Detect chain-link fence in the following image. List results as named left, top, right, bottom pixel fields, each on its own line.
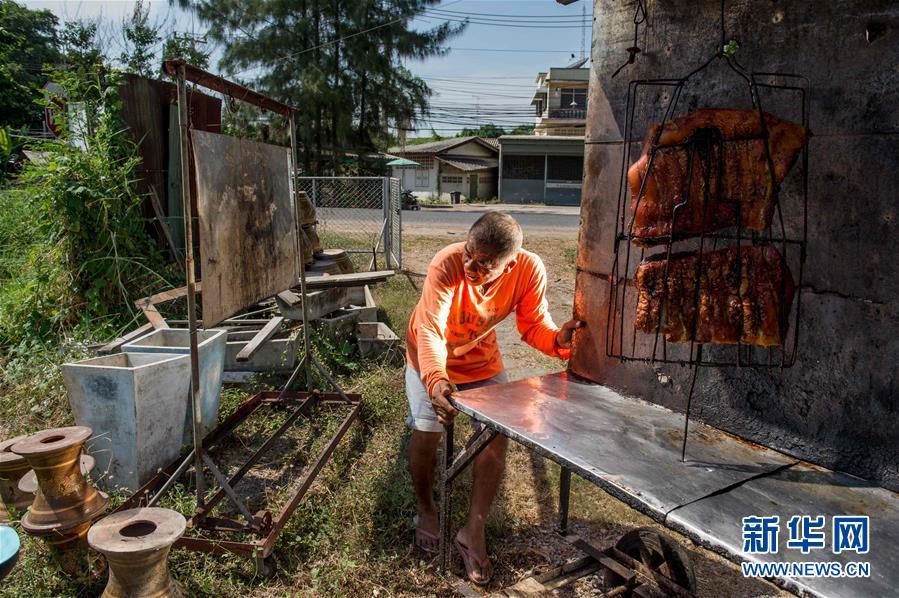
left=297, top=176, right=401, bottom=270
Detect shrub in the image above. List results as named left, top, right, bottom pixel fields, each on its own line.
left=0, top=68, right=167, bottom=347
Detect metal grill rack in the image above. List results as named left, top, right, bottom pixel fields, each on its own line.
left=605, top=58, right=810, bottom=370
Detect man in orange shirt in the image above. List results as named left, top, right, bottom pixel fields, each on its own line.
left=405, top=212, right=582, bottom=584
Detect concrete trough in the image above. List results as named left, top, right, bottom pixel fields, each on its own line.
left=61, top=352, right=191, bottom=492
left=276, top=287, right=348, bottom=322
left=122, top=328, right=226, bottom=444
left=356, top=322, right=401, bottom=356
left=224, top=329, right=299, bottom=372
left=317, top=309, right=361, bottom=340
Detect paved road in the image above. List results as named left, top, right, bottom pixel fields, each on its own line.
left=402, top=205, right=581, bottom=236
left=315, top=204, right=581, bottom=244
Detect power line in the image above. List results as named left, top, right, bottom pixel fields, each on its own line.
left=444, top=47, right=582, bottom=53
left=430, top=8, right=593, bottom=19
left=227, top=0, right=466, bottom=76
left=417, top=15, right=590, bottom=29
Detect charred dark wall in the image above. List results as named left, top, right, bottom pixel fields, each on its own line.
left=571, top=0, right=899, bottom=489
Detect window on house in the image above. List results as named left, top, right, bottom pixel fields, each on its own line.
left=502, top=155, right=545, bottom=180
left=441, top=175, right=463, bottom=184
left=414, top=156, right=432, bottom=187
left=547, top=155, right=584, bottom=181
left=560, top=88, right=587, bottom=110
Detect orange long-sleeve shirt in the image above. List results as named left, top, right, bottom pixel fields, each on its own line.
left=406, top=242, right=569, bottom=396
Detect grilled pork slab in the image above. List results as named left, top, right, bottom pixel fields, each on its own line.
left=634, top=245, right=795, bottom=346
left=628, top=108, right=808, bottom=246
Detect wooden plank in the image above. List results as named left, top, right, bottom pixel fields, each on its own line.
left=98, top=323, right=155, bottom=354
left=140, top=303, right=169, bottom=329
left=235, top=316, right=284, bottom=362
left=303, top=270, right=395, bottom=290
left=191, top=130, right=299, bottom=327
left=276, top=289, right=301, bottom=307
left=148, top=184, right=184, bottom=272
left=566, top=537, right=635, bottom=585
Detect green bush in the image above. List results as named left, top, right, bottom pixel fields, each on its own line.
left=0, top=68, right=167, bottom=348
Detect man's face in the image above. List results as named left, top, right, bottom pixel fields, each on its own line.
left=462, top=239, right=515, bottom=287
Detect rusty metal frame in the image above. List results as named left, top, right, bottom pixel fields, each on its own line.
left=117, top=391, right=361, bottom=562
left=142, top=60, right=362, bottom=568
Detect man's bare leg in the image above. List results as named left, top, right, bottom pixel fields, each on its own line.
left=456, top=435, right=508, bottom=571
left=409, top=429, right=442, bottom=546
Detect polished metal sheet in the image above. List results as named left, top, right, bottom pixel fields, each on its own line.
left=191, top=130, right=298, bottom=327
left=450, top=372, right=797, bottom=519
left=668, top=461, right=899, bottom=597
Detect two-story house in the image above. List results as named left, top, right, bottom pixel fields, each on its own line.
left=498, top=59, right=588, bottom=205
left=531, top=59, right=589, bottom=137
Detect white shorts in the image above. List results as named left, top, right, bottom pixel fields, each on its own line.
left=405, top=365, right=509, bottom=433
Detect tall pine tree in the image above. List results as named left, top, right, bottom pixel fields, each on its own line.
left=177, top=0, right=463, bottom=173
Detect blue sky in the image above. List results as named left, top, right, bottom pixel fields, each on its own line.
left=23, top=0, right=593, bottom=136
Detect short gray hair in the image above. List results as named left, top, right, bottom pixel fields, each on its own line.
left=468, top=212, right=523, bottom=261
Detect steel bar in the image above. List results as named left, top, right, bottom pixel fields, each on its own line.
left=311, top=356, right=354, bottom=404
left=276, top=354, right=308, bottom=402
left=288, top=111, right=314, bottom=393
left=261, top=400, right=362, bottom=554
left=164, top=60, right=293, bottom=117
left=557, top=466, right=572, bottom=535
left=681, top=346, right=702, bottom=462
left=147, top=449, right=195, bottom=508
left=438, top=421, right=455, bottom=573
left=175, top=64, right=207, bottom=508
left=197, top=394, right=314, bottom=517
left=201, top=452, right=255, bottom=524
left=445, top=428, right=497, bottom=483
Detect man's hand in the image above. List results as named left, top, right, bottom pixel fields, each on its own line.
left=430, top=379, right=458, bottom=425
left=555, top=319, right=585, bottom=349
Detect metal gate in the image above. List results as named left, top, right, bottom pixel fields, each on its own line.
left=297, top=176, right=401, bottom=270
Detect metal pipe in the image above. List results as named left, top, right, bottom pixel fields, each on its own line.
left=558, top=467, right=572, bottom=535
left=175, top=63, right=207, bottom=507
left=289, top=111, right=314, bottom=393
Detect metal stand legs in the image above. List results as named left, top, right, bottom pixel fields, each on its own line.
left=437, top=423, right=499, bottom=573
left=557, top=466, right=572, bottom=535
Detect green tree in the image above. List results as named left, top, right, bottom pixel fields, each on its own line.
left=161, top=34, right=209, bottom=71
left=178, top=0, right=464, bottom=174
left=0, top=0, right=60, bottom=129
left=120, top=0, right=160, bottom=77
left=459, top=124, right=506, bottom=138
left=510, top=123, right=535, bottom=135
left=60, top=20, right=103, bottom=73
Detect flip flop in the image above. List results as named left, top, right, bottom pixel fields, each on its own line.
left=454, top=535, right=493, bottom=586
left=414, top=527, right=439, bottom=554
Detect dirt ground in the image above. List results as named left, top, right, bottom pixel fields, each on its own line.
left=403, top=233, right=786, bottom=597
